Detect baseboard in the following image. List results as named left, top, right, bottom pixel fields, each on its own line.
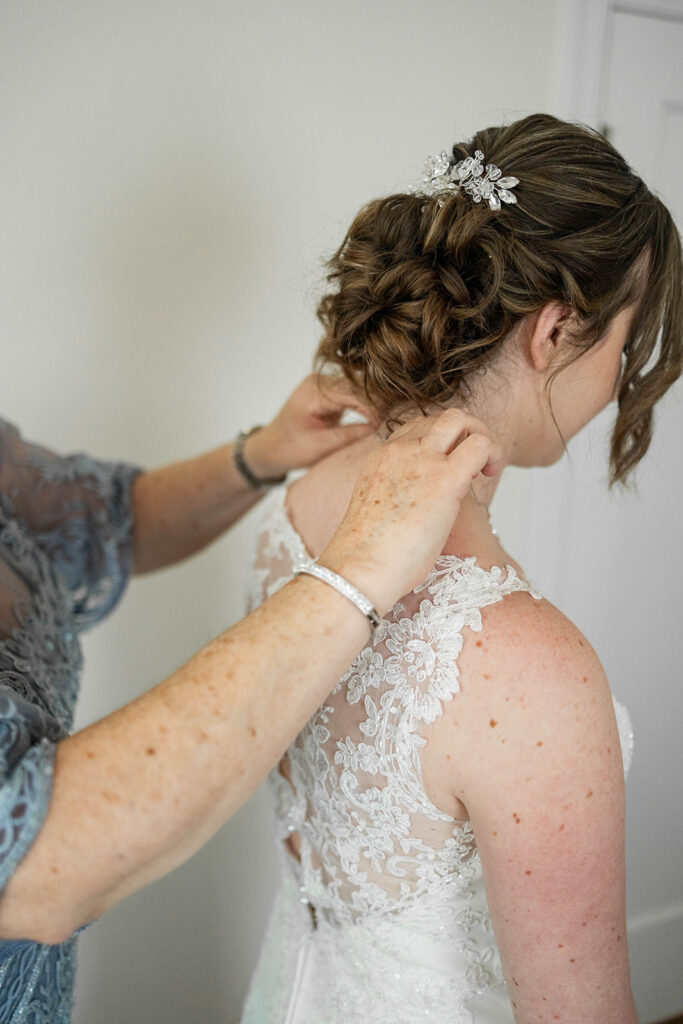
left=628, top=901, right=683, bottom=1022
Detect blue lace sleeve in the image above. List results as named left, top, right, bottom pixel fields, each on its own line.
left=0, top=687, right=63, bottom=893
left=0, top=419, right=142, bottom=632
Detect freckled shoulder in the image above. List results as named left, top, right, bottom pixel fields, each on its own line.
left=285, top=439, right=376, bottom=558
left=423, top=593, right=631, bottom=1021
left=422, top=590, right=617, bottom=818
left=455, top=590, right=607, bottom=711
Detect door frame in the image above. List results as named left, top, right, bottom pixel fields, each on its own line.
left=559, top=0, right=683, bottom=128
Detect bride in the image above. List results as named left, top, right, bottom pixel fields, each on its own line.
left=240, top=113, right=681, bottom=1024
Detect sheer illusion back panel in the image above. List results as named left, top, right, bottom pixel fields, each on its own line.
left=242, top=485, right=633, bottom=1024
left=248, top=485, right=542, bottom=922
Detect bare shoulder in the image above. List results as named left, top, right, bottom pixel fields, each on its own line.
left=474, top=588, right=610, bottom=692
left=429, top=593, right=634, bottom=1021
left=425, top=590, right=622, bottom=809
left=442, top=591, right=620, bottom=787
left=285, top=437, right=377, bottom=557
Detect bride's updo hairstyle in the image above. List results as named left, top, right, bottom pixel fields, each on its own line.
left=315, top=113, right=682, bottom=485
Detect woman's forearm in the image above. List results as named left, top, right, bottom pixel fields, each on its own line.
left=131, top=441, right=263, bottom=574
left=0, top=409, right=502, bottom=946
left=131, top=375, right=376, bottom=574
left=0, top=573, right=370, bottom=944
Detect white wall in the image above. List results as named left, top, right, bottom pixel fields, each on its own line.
left=4, top=2, right=676, bottom=1022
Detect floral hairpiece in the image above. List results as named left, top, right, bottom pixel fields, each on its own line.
left=408, top=149, right=519, bottom=211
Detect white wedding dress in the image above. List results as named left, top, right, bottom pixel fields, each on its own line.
left=241, top=485, right=634, bottom=1024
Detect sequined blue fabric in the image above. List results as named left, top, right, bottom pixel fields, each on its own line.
left=0, top=418, right=140, bottom=1022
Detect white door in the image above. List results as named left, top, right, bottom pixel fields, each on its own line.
left=593, top=11, right=682, bottom=1022
left=540, top=5, right=683, bottom=1022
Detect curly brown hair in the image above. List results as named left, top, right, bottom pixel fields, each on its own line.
left=315, top=113, right=682, bottom=486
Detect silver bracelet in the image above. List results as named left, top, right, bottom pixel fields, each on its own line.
left=292, top=560, right=381, bottom=633
left=233, top=426, right=287, bottom=490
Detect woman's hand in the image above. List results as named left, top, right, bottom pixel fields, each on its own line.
left=131, top=374, right=375, bottom=574
left=243, top=374, right=376, bottom=480
left=320, top=408, right=504, bottom=616
left=0, top=407, right=502, bottom=944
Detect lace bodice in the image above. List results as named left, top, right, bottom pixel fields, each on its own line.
left=0, top=418, right=140, bottom=1023
left=241, top=485, right=634, bottom=1024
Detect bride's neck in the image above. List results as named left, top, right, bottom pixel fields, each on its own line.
left=366, top=424, right=505, bottom=511
left=328, top=429, right=506, bottom=553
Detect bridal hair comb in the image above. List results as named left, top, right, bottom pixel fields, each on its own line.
left=408, top=149, right=519, bottom=211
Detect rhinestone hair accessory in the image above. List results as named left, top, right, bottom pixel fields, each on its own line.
left=408, top=149, right=519, bottom=211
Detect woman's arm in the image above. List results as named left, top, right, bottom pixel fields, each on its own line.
left=0, top=409, right=502, bottom=946
left=131, top=375, right=374, bottom=574
left=446, top=595, right=637, bottom=1024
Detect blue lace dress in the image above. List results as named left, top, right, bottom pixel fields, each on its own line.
left=0, top=417, right=141, bottom=1023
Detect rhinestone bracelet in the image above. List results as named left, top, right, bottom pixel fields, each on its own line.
left=233, top=426, right=287, bottom=490
left=292, top=560, right=381, bottom=634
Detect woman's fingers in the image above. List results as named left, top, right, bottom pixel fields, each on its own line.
left=332, top=421, right=376, bottom=444
left=447, top=430, right=504, bottom=482
left=385, top=409, right=504, bottom=479
left=320, top=408, right=503, bottom=616
left=389, top=407, right=490, bottom=449
left=251, top=374, right=376, bottom=477
left=313, top=374, right=377, bottom=425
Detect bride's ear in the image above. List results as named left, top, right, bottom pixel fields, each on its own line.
left=521, top=302, right=575, bottom=373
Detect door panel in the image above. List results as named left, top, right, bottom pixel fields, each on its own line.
left=569, top=8, right=682, bottom=1022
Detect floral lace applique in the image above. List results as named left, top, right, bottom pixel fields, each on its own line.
left=243, top=485, right=634, bottom=1024
left=242, top=488, right=540, bottom=1022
